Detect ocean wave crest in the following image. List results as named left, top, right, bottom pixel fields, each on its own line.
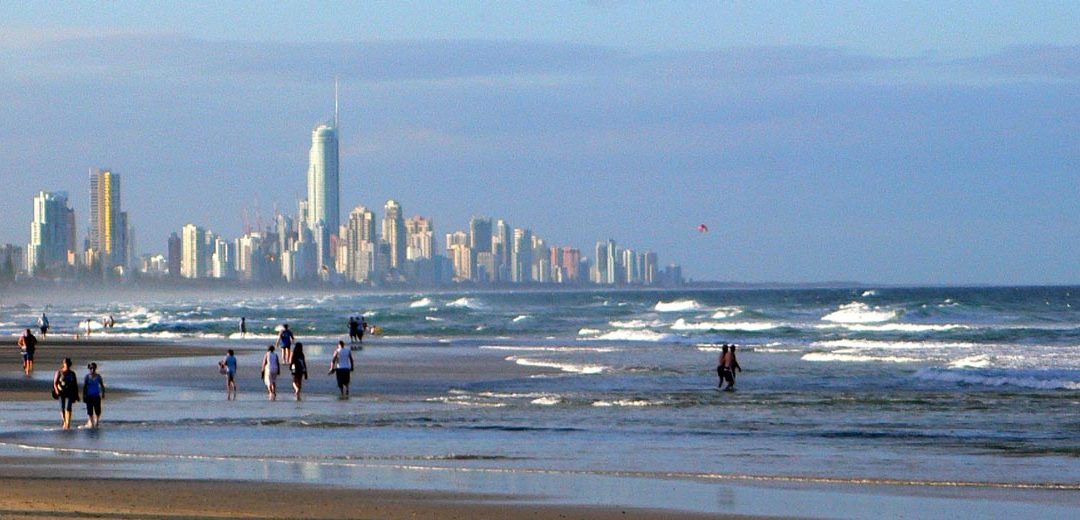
left=654, top=300, right=700, bottom=312
left=671, top=318, right=780, bottom=332
left=821, top=302, right=898, bottom=324
left=914, top=368, right=1080, bottom=390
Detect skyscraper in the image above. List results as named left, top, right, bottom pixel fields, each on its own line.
left=180, top=224, right=207, bottom=279
left=382, top=200, right=406, bottom=270
left=406, top=216, right=434, bottom=260
left=88, top=168, right=127, bottom=273
left=306, top=124, right=340, bottom=235
left=28, top=191, right=76, bottom=276
left=345, top=206, right=376, bottom=283
left=511, top=228, right=533, bottom=283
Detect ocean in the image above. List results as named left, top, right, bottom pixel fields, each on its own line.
left=1, top=286, right=1078, bottom=516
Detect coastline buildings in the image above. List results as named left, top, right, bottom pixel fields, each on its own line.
left=88, top=168, right=130, bottom=276
left=27, top=191, right=76, bottom=276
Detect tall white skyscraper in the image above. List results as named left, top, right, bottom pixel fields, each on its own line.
left=28, top=191, right=76, bottom=275
left=180, top=224, right=207, bottom=279
left=383, top=200, right=406, bottom=270
left=306, top=85, right=340, bottom=267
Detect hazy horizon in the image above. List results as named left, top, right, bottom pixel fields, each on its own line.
left=2, top=2, right=1078, bottom=285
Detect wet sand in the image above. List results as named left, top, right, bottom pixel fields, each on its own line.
left=0, top=475, right=778, bottom=519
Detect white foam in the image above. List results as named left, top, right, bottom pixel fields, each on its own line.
left=821, top=302, right=898, bottom=324
left=409, top=297, right=432, bottom=308
left=861, top=290, right=878, bottom=297
left=512, top=315, right=531, bottom=323
left=812, top=339, right=980, bottom=350
left=480, top=345, right=618, bottom=353
left=609, top=319, right=664, bottom=329
left=582, top=329, right=676, bottom=342
left=654, top=300, right=700, bottom=312
left=577, top=328, right=602, bottom=336
left=507, top=356, right=607, bottom=374
left=671, top=318, right=779, bottom=332
left=530, top=396, right=561, bottom=406
left=592, top=399, right=661, bottom=407
left=949, top=355, right=992, bottom=369
left=711, top=306, right=744, bottom=319
left=820, top=323, right=970, bottom=332
left=802, top=352, right=920, bottom=363
left=914, top=368, right=1080, bottom=390
left=446, top=297, right=478, bottom=308
left=425, top=316, right=444, bottom=322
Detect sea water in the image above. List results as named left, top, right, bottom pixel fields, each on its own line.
left=1, top=287, right=1078, bottom=515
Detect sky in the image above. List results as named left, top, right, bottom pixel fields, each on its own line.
left=1, top=1, right=1078, bottom=285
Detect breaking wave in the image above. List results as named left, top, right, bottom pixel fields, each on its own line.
left=654, top=300, right=700, bottom=312
left=821, top=302, right=898, bottom=324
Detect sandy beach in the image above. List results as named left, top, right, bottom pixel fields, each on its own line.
left=0, top=338, right=774, bottom=519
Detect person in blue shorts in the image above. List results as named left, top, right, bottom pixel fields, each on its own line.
left=83, top=362, right=105, bottom=428
left=222, top=349, right=238, bottom=399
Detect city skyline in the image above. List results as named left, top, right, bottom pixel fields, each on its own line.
left=2, top=3, right=1079, bottom=284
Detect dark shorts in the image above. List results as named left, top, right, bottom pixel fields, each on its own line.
left=226, top=371, right=235, bottom=383
left=336, top=368, right=351, bottom=387
left=59, top=396, right=76, bottom=412
left=40, top=326, right=48, bottom=335
left=23, top=351, right=33, bottom=362
left=85, top=395, right=102, bottom=416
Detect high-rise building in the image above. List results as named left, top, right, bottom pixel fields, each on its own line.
left=406, top=216, right=434, bottom=261
left=28, top=191, right=76, bottom=276
left=88, top=168, right=127, bottom=274
left=180, top=224, right=207, bottom=279
left=167, top=232, right=182, bottom=277
left=345, top=206, right=377, bottom=283
left=468, top=217, right=492, bottom=279
left=382, top=200, right=406, bottom=270
left=593, top=241, right=608, bottom=284
left=306, top=123, right=339, bottom=236
left=643, top=251, right=659, bottom=285
left=605, top=239, right=618, bottom=285
left=492, top=219, right=510, bottom=282
left=511, top=228, right=533, bottom=283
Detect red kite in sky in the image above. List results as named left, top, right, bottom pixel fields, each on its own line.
left=697, top=224, right=709, bottom=233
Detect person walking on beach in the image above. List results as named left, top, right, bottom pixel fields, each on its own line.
left=222, top=349, right=238, bottom=399
left=358, top=316, right=367, bottom=344
left=239, top=317, right=247, bottom=338
left=52, top=358, right=79, bottom=429
left=83, top=362, right=105, bottom=428
left=38, top=313, right=49, bottom=338
left=330, top=340, right=354, bottom=398
left=720, top=344, right=743, bottom=391
left=348, top=317, right=358, bottom=344
left=276, top=324, right=295, bottom=364
left=261, top=345, right=280, bottom=400
left=18, top=329, right=37, bottom=376
left=290, top=343, right=308, bottom=400
left=716, top=345, right=729, bottom=389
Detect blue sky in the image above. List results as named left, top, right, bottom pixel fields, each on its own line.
left=1, top=1, right=1078, bottom=284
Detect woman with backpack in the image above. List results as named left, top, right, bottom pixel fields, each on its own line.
left=52, top=358, right=79, bottom=429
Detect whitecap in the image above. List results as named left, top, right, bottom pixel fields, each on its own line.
left=711, top=306, right=744, bottom=319
left=480, top=345, right=618, bottom=353
left=671, top=318, right=779, bottom=332
left=861, top=290, right=878, bottom=297
left=446, top=297, right=478, bottom=308
left=914, top=368, right=1080, bottom=390
left=409, top=298, right=432, bottom=308
left=654, top=300, right=700, bottom=312
left=802, top=352, right=920, bottom=363
left=592, top=399, right=660, bottom=407
left=530, top=396, right=561, bottom=406
left=812, top=339, right=980, bottom=350
left=949, top=355, right=992, bottom=369
left=577, top=328, right=602, bottom=336
left=511, top=315, right=531, bottom=323
left=507, top=356, right=606, bottom=374
left=425, top=316, right=444, bottom=322
left=581, top=329, right=676, bottom=342
left=821, top=302, right=898, bottom=323
left=609, top=319, right=664, bottom=329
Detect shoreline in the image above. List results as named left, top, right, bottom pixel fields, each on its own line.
left=0, top=475, right=757, bottom=520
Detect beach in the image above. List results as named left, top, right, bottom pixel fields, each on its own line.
left=0, top=288, right=1077, bottom=518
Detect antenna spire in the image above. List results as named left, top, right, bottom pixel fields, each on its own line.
left=334, top=76, right=339, bottom=129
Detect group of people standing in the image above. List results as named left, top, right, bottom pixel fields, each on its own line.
left=222, top=322, right=358, bottom=401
